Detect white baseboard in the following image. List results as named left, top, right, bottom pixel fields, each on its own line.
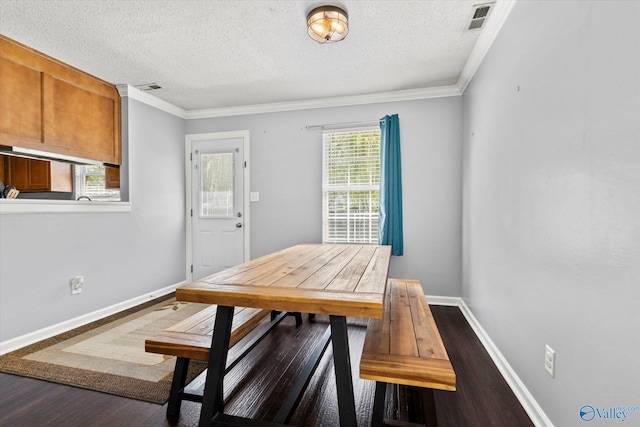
left=0, top=282, right=184, bottom=356
left=427, top=296, right=554, bottom=427
left=424, top=294, right=462, bottom=306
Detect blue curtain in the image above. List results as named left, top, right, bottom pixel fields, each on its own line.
left=379, top=114, right=403, bottom=256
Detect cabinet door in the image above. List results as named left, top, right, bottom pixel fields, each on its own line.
left=43, top=75, right=120, bottom=164
left=5, top=156, right=50, bottom=191
left=105, top=165, right=120, bottom=189
left=0, top=56, right=43, bottom=146
left=0, top=155, right=6, bottom=184
left=2, top=155, right=72, bottom=192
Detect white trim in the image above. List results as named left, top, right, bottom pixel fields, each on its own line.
left=116, top=84, right=187, bottom=118
left=424, top=295, right=463, bottom=306
left=117, top=83, right=460, bottom=120
left=186, top=85, right=461, bottom=119
left=0, top=281, right=183, bottom=355
left=184, top=131, right=251, bottom=282
left=0, top=199, right=131, bottom=215
left=458, top=300, right=553, bottom=426
left=185, top=138, right=192, bottom=281
left=456, top=0, right=517, bottom=93
left=427, top=295, right=553, bottom=427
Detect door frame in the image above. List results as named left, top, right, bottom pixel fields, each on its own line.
left=185, top=130, right=250, bottom=282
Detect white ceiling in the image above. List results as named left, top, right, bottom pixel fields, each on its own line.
left=0, top=0, right=509, bottom=112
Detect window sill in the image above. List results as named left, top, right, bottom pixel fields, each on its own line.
left=0, top=199, right=131, bottom=214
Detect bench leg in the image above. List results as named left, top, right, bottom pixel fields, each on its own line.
left=166, top=357, right=190, bottom=419
left=371, top=381, right=387, bottom=427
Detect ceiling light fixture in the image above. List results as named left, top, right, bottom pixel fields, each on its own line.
left=307, top=5, right=349, bottom=44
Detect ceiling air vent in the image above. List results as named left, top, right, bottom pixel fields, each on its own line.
left=467, top=3, right=493, bottom=31
left=135, top=83, right=162, bottom=91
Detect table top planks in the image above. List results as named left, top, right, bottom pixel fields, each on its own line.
left=176, top=244, right=392, bottom=319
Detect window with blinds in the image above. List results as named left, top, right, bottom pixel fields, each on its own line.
left=322, top=127, right=381, bottom=244
left=74, top=165, right=121, bottom=201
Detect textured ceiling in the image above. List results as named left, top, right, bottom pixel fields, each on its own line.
left=0, top=0, right=490, bottom=111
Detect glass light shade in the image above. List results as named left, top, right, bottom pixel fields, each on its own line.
left=307, top=6, right=349, bottom=44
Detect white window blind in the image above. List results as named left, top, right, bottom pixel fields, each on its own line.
left=322, top=127, right=381, bottom=244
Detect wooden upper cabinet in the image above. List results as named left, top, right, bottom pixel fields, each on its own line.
left=43, top=74, right=119, bottom=162
left=2, top=155, right=72, bottom=193
left=0, top=56, right=43, bottom=146
left=0, top=35, right=121, bottom=165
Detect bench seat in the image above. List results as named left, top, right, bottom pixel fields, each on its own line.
left=360, top=279, right=456, bottom=426
left=145, top=304, right=271, bottom=418
left=145, top=305, right=270, bottom=361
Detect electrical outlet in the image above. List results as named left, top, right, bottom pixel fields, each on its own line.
left=544, top=344, right=555, bottom=377
left=70, top=276, right=84, bottom=295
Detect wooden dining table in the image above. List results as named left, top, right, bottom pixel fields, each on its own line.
left=176, top=243, right=392, bottom=427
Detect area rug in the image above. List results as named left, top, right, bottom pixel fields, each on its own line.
left=0, top=294, right=209, bottom=404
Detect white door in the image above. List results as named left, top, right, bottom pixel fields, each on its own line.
left=191, top=137, right=245, bottom=281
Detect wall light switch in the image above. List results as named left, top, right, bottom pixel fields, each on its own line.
left=250, top=192, right=260, bottom=202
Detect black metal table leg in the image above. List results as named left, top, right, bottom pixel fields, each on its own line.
left=421, top=388, right=438, bottom=427
left=199, top=305, right=235, bottom=427
left=271, top=310, right=303, bottom=327
left=329, top=315, right=357, bottom=427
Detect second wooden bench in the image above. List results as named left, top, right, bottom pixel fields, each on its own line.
left=360, top=278, right=456, bottom=426
left=146, top=304, right=285, bottom=418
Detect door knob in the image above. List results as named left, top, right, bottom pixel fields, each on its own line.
left=236, top=223, right=243, bottom=228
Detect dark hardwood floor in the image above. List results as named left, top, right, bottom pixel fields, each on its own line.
left=0, top=305, right=533, bottom=427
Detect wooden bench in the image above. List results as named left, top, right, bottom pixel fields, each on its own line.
left=360, top=279, right=456, bottom=427
left=145, top=304, right=275, bottom=418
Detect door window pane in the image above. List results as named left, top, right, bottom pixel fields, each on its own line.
left=200, top=152, right=234, bottom=217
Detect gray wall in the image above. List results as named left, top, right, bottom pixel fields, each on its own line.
left=0, top=98, right=187, bottom=342
left=462, top=1, right=640, bottom=426
left=187, top=97, right=463, bottom=297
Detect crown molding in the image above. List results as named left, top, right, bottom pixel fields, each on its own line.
left=185, top=85, right=461, bottom=119
left=117, top=1, right=515, bottom=120
left=456, top=0, right=517, bottom=94
left=117, top=84, right=460, bottom=120
left=116, top=84, right=187, bottom=118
